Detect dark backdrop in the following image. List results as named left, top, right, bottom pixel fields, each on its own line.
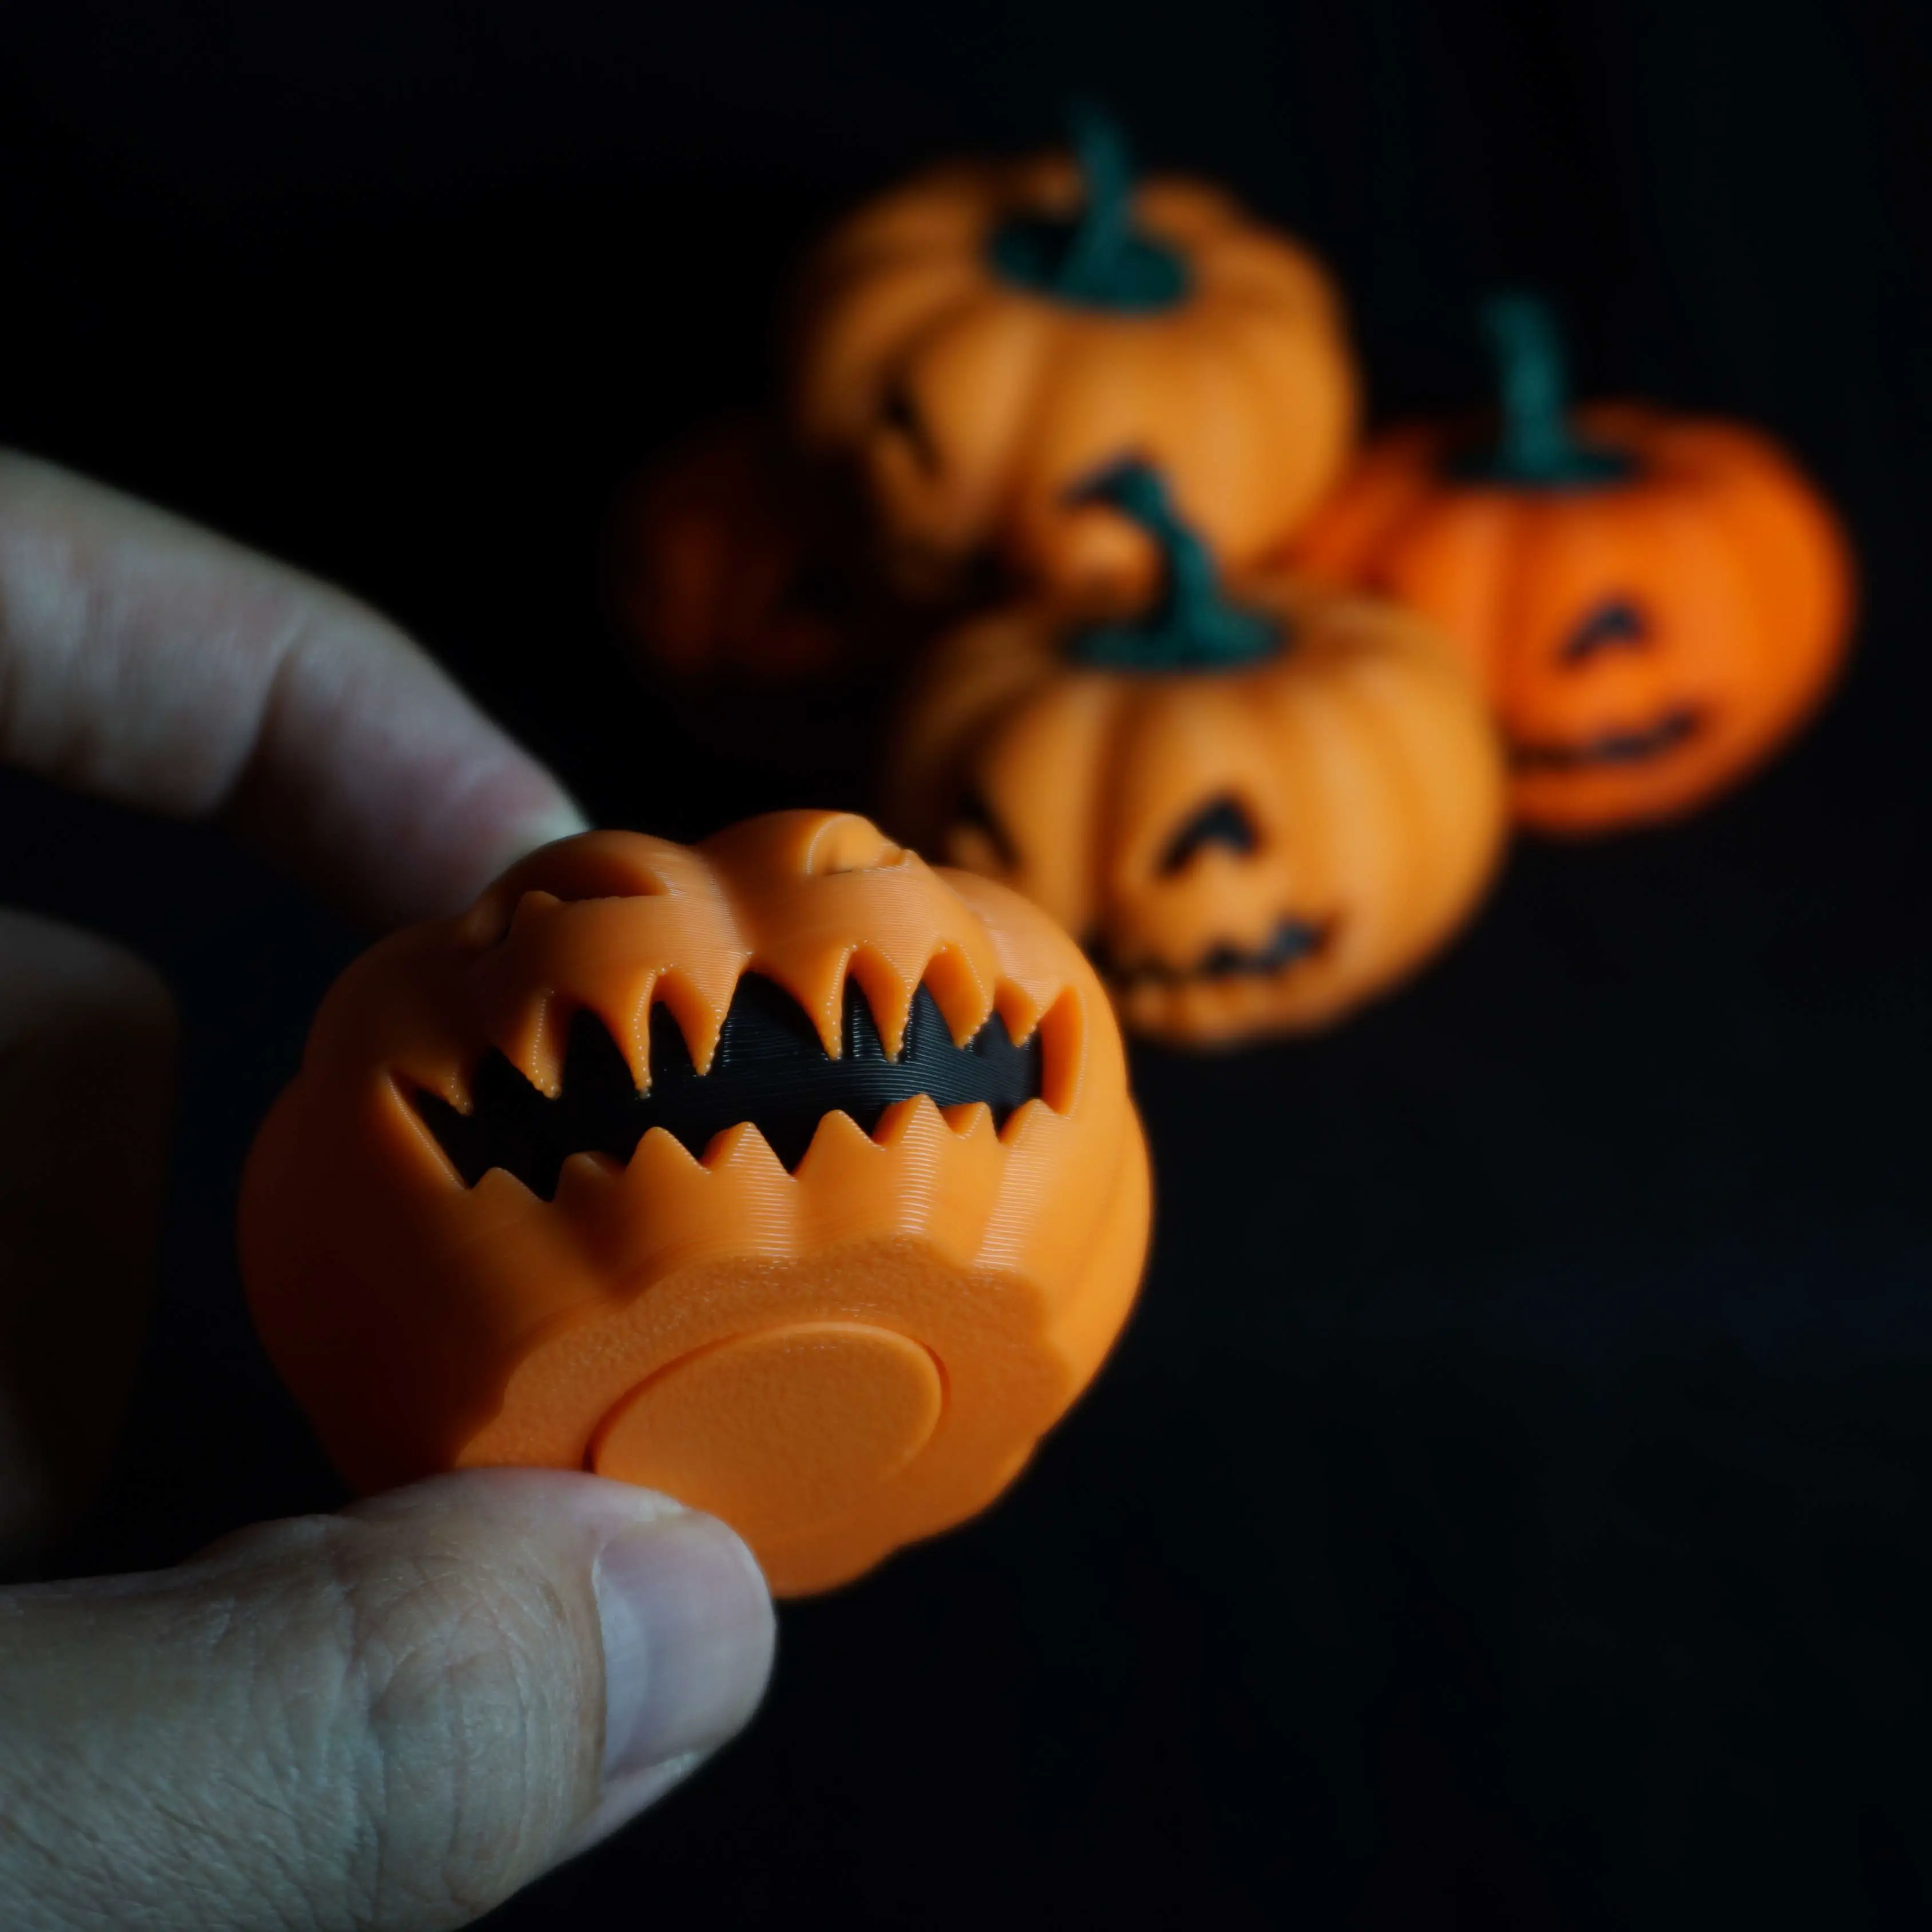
left=4, top=3, right=1930, bottom=1925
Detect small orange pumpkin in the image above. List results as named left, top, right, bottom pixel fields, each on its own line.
left=607, top=418, right=909, bottom=772
left=884, top=463, right=1506, bottom=1047
left=240, top=810, right=1149, bottom=1596
left=788, top=106, right=1359, bottom=605
left=1293, top=295, right=1855, bottom=833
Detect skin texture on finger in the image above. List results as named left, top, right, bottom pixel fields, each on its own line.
left=0, top=912, right=176, bottom=1569
left=0, top=450, right=586, bottom=928
left=0, top=1469, right=775, bottom=1932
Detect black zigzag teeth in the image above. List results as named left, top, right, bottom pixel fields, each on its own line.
left=411, top=972, right=1046, bottom=1201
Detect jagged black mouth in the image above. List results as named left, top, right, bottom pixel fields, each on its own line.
left=1090, top=916, right=1333, bottom=989
left=1511, top=707, right=1701, bottom=772
left=411, top=973, right=1044, bottom=1200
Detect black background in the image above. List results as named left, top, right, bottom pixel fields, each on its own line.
left=5, top=2, right=1931, bottom=1924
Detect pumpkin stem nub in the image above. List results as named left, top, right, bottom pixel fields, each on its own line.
left=1059, top=102, right=1136, bottom=294
left=1453, top=291, right=1634, bottom=488
left=1064, top=459, right=1282, bottom=672
left=986, top=103, right=1190, bottom=313
left=1488, top=294, right=1574, bottom=477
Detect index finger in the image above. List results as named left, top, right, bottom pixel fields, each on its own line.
left=0, top=451, right=587, bottom=928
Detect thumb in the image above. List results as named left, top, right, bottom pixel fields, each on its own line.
left=0, top=1468, right=774, bottom=1931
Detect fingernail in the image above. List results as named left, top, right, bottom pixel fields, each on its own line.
left=564, top=1752, right=705, bottom=1863
left=593, top=1511, right=774, bottom=1784
left=508, top=797, right=591, bottom=857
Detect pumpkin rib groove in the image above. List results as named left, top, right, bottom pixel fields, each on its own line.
left=1377, top=642, right=1504, bottom=967
left=800, top=263, right=988, bottom=439
left=883, top=285, right=1059, bottom=555
left=1344, top=655, right=1440, bottom=976
left=1303, top=658, right=1409, bottom=991
left=1692, top=435, right=1852, bottom=744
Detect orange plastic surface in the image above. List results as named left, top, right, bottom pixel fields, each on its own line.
left=884, top=573, right=1508, bottom=1048
left=1292, top=406, right=1856, bottom=833
left=239, top=811, right=1150, bottom=1596
left=787, top=155, right=1359, bottom=604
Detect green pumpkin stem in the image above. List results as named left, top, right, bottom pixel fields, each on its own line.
left=985, top=105, right=1189, bottom=312
left=1066, top=461, right=1281, bottom=672
left=1459, top=291, right=1632, bottom=487
left=1057, top=102, right=1136, bottom=298
left=1486, top=294, right=1576, bottom=477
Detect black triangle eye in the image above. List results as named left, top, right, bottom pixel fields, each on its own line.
left=880, top=378, right=939, bottom=474
left=1562, top=598, right=1649, bottom=664
left=949, top=787, right=1018, bottom=869
left=1159, top=795, right=1260, bottom=875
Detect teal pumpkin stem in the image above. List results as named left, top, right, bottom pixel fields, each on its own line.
left=1056, top=102, right=1135, bottom=295
left=986, top=104, right=1190, bottom=312
left=1487, top=294, right=1574, bottom=476
left=1451, top=291, right=1633, bottom=488
left=1066, top=460, right=1282, bottom=672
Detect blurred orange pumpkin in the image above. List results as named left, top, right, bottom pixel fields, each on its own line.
left=885, top=462, right=1506, bottom=1046
left=1293, top=295, right=1855, bottom=833
left=608, top=417, right=910, bottom=773
left=788, top=107, right=1359, bottom=606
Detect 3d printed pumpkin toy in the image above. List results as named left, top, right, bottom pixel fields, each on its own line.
left=787, top=104, right=1359, bottom=604
left=885, top=461, right=1507, bottom=1047
left=240, top=811, right=1150, bottom=1596
left=1293, top=294, right=1854, bottom=833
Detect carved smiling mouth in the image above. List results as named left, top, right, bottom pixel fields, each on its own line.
left=411, top=973, right=1044, bottom=1201
left=1511, top=707, right=1701, bottom=772
left=1090, top=915, right=1335, bottom=989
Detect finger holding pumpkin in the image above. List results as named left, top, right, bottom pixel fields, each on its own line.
left=1292, top=294, right=1856, bottom=834
left=884, top=461, right=1508, bottom=1048
left=787, top=105, right=1359, bottom=607
left=240, top=810, right=1150, bottom=1597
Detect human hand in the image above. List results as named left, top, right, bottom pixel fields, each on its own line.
left=0, top=454, right=776, bottom=1929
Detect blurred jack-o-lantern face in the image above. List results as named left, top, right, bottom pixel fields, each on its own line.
left=787, top=106, right=1358, bottom=605
left=1293, top=298, right=1854, bottom=833
left=240, top=811, right=1149, bottom=1596
left=887, top=464, right=1507, bottom=1046
left=606, top=417, right=917, bottom=776
left=1479, top=520, right=1774, bottom=829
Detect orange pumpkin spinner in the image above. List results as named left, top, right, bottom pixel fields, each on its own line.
left=787, top=105, right=1359, bottom=605
left=1293, top=295, right=1855, bottom=834
left=239, top=811, right=1150, bottom=1597
left=884, top=463, right=1507, bottom=1048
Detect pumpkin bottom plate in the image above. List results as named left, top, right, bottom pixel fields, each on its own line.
left=587, top=1321, right=945, bottom=1549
